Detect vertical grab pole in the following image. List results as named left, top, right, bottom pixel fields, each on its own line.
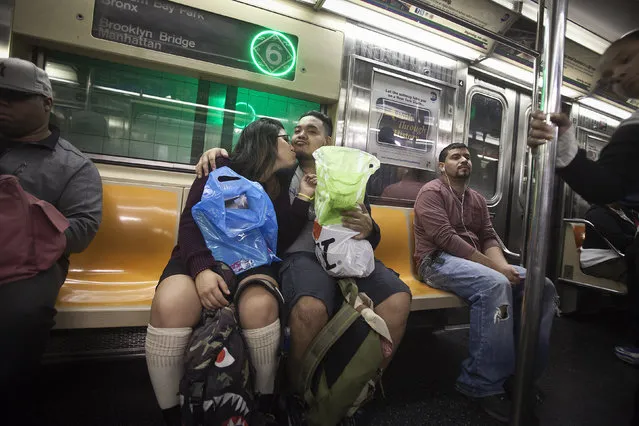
left=520, top=0, right=545, bottom=266
left=510, top=0, right=568, bottom=425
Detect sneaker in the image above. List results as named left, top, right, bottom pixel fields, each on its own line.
left=477, top=394, right=511, bottom=423
left=614, top=345, right=639, bottom=365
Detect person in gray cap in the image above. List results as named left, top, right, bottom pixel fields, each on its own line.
left=0, top=58, right=102, bottom=416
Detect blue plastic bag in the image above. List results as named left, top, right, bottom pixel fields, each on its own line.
left=192, top=167, right=280, bottom=274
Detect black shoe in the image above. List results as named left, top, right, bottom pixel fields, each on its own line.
left=503, top=376, right=546, bottom=407
left=283, top=394, right=307, bottom=426
left=338, top=406, right=374, bottom=426
left=161, top=405, right=182, bottom=426
left=477, top=394, right=511, bottom=423
left=257, top=393, right=307, bottom=426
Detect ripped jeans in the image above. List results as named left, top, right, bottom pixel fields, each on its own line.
left=419, top=252, right=557, bottom=398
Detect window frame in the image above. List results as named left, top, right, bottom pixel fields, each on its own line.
left=463, top=87, right=508, bottom=206
left=44, top=52, right=323, bottom=171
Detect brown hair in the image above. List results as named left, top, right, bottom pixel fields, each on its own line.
left=230, top=118, right=285, bottom=182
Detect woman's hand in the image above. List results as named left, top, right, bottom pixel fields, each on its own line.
left=194, top=269, right=231, bottom=310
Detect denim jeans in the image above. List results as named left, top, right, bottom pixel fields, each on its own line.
left=419, top=252, right=557, bottom=398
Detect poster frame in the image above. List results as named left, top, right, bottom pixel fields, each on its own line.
left=366, top=67, right=445, bottom=171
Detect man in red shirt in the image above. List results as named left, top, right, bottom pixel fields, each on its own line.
left=413, top=142, right=557, bottom=423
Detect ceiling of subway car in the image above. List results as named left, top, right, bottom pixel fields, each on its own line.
left=566, top=0, right=639, bottom=42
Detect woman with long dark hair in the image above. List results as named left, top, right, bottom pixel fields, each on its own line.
left=145, top=118, right=305, bottom=425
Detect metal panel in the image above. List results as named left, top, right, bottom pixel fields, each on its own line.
left=12, top=0, right=344, bottom=103
left=508, top=95, right=533, bottom=256
left=563, top=104, right=619, bottom=218
left=464, top=76, right=517, bottom=246
left=336, top=29, right=461, bottom=171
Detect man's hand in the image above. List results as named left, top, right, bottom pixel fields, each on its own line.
left=194, top=269, right=231, bottom=310
left=195, top=148, right=229, bottom=178
left=298, top=173, right=317, bottom=201
left=498, top=264, right=521, bottom=285
left=341, top=203, right=374, bottom=240
left=527, top=111, right=572, bottom=148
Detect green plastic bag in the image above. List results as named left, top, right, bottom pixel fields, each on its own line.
left=313, top=146, right=381, bottom=226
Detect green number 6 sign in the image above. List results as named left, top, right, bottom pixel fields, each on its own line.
left=250, top=30, right=297, bottom=77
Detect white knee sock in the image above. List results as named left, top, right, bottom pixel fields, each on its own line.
left=242, top=319, right=281, bottom=395
left=145, top=325, right=192, bottom=409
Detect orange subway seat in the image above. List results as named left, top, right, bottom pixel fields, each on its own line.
left=56, top=183, right=180, bottom=309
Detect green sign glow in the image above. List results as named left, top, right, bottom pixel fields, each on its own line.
left=234, top=102, right=257, bottom=129
left=250, top=30, right=297, bottom=77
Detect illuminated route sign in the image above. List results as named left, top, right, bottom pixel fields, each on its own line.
left=92, top=0, right=299, bottom=80
left=250, top=30, right=297, bottom=77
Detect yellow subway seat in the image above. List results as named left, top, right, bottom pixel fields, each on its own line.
left=56, top=284, right=156, bottom=307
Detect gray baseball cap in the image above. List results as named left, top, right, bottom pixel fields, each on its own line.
left=0, top=57, right=52, bottom=98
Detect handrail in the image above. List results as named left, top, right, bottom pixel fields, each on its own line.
left=495, top=232, right=522, bottom=261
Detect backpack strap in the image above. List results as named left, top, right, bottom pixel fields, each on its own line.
left=297, top=301, right=360, bottom=397
left=337, top=279, right=392, bottom=348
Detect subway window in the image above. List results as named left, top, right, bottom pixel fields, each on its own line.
left=466, top=93, right=504, bottom=200
left=45, top=51, right=319, bottom=165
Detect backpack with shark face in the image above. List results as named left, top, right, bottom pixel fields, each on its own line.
left=179, top=303, right=254, bottom=426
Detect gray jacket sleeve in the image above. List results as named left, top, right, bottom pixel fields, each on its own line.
left=58, top=160, right=103, bottom=254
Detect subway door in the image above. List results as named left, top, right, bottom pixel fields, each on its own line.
left=507, top=94, right=532, bottom=257
left=464, top=78, right=517, bottom=250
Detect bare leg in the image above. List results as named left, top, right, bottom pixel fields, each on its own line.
left=288, top=296, right=329, bottom=378
left=374, top=292, right=411, bottom=369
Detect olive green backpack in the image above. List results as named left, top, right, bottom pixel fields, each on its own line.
left=294, top=278, right=393, bottom=426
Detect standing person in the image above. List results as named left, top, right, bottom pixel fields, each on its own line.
left=413, top=143, right=557, bottom=423
left=196, top=111, right=412, bottom=422
left=146, top=118, right=300, bottom=426
left=0, top=58, right=102, bottom=417
left=528, top=29, right=639, bottom=366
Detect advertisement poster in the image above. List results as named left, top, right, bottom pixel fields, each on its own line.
left=368, top=72, right=439, bottom=170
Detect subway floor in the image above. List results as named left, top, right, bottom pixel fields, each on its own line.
left=33, top=307, right=639, bottom=425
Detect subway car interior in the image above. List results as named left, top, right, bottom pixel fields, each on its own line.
left=2, top=0, right=639, bottom=424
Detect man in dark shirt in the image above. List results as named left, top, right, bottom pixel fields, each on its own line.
left=528, top=29, right=639, bottom=369
left=0, top=58, right=102, bottom=415
left=414, top=143, right=557, bottom=422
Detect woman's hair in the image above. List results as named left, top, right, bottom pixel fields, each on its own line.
left=230, top=117, right=285, bottom=181
left=592, top=29, right=639, bottom=93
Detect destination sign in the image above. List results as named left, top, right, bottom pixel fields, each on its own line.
left=92, top=0, right=299, bottom=80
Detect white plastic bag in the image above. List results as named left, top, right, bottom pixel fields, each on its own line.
left=312, top=221, right=375, bottom=278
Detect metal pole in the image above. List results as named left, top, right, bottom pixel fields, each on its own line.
left=520, top=0, right=545, bottom=265
left=510, top=0, right=567, bottom=425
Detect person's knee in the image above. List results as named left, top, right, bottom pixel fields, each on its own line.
left=376, top=292, right=411, bottom=323
left=290, top=296, right=329, bottom=333
left=479, top=275, right=512, bottom=317
left=238, top=285, right=279, bottom=329
left=150, top=276, right=201, bottom=328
